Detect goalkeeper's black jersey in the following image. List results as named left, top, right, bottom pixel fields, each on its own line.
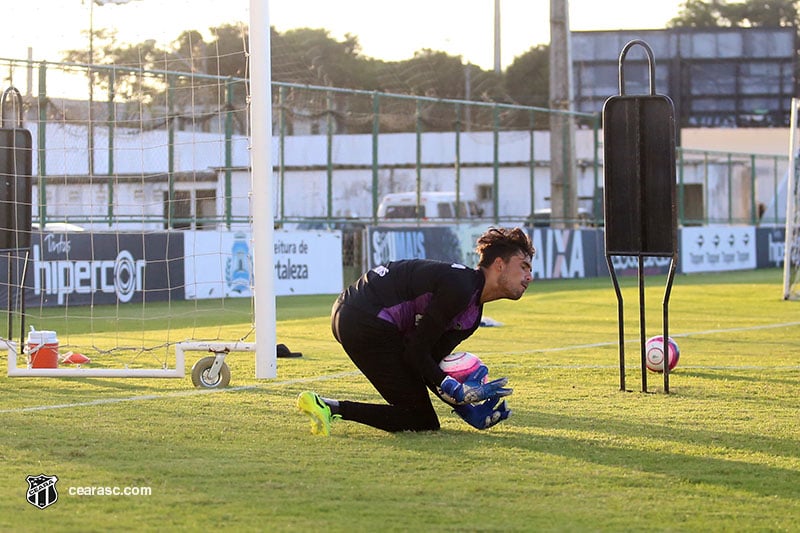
left=336, top=259, right=485, bottom=384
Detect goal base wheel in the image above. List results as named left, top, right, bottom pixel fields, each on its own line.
left=191, top=356, right=231, bottom=388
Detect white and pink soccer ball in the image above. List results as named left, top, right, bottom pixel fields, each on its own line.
left=439, top=351, right=485, bottom=382
left=645, top=336, right=680, bottom=373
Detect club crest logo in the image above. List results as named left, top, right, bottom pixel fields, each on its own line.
left=226, top=232, right=252, bottom=295
left=26, top=474, right=59, bottom=509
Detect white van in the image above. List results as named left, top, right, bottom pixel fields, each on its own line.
left=531, top=207, right=595, bottom=227
left=377, top=192, right=483, bottom=220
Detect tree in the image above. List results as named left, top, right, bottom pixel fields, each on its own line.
left=504, top=44, right=549, bottom=108
left=61, top=29, right=166, bottom=125
left=207, top=24, right=248, bottom=79
left=59, top=23, right=514, bottom=133
left=61, top=24, right=252, bottom=130
left=498, top=45, right=551, bottom=129
left=668, top=0, right=798, bottom=27
left=668, top=0, right=729, bottom=27
left=271, top=27, right=364, bottom=88
left=387, top=49, right=466, bottom=99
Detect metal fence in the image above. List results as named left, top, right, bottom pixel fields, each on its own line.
left=0, top=57, right=790, bottom=230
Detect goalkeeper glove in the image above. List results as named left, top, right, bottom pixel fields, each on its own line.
left=438, top=365, right=513, bottom=405
left=453, top=396, right=512, bottom=430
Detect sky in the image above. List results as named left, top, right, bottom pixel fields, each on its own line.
left=1, top=0, right=685, bottom=71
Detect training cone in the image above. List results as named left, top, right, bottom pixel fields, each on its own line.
left=60, top=352, right=91, bottom=365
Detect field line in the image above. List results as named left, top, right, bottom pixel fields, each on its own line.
left=0, top=370, right=360, bottom=414
left=507, top=320, right=800, bottom=355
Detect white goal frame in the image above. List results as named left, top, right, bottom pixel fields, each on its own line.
left=5, top=0, right=277, bottom=379
left=250, top=0, right=277, bottom=378
left=783, top=97, right=800, bottom=300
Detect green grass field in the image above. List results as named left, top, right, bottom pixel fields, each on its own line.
left=2, top=268, right=799, bottom=531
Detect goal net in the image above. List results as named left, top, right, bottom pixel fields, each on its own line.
left=784, top=97, right=800, bottom=300
left=1, top=0, right=275, bottom=380
left=1, top=0, right=599, bottom=380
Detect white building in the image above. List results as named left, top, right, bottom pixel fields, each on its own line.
left=23, top=121, right=790, bottom=230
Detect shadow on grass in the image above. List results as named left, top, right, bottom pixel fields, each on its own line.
left=2, top=379, right=189, bottom=406
left=378, top=407, right=800, bottom=500
left=680, top=369, right=800, bottom=387
left=504, top=414, right=800, bottom=499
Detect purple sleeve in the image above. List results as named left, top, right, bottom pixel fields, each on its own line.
left=401, top=282, right=481, bottom=385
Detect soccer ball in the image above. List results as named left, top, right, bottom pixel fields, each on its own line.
left=439, top=351, right=484, bottom=382
left=645, top=336, right=680, bottom=373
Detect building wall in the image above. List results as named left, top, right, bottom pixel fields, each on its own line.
left=572, top=28, right=797, bottom=128
left=26, top=122, right=792, bottom=229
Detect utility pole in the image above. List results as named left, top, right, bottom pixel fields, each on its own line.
left=494, top=0, right=502, bottom=74
left=549, top=0, right=577, bottom=228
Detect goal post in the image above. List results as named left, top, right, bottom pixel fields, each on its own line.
left=783, top=97, right=800, bottom=300
left=249, top=0, right=277, bottom=377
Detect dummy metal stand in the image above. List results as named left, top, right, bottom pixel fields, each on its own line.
left=606, top=253, right=677, bottom=393
left=602, top=40, right=678, bottom=393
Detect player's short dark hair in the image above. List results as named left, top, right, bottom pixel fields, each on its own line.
left=475, top=227, right=535, bottom=268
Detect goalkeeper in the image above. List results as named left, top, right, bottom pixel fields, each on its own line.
left=297, top=227, right=534, bottom=435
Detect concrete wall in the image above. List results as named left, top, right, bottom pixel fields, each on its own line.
left=26, top=123, right=792, bottom=228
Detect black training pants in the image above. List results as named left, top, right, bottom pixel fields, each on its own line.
left=330, top=300, right=440, bottom=432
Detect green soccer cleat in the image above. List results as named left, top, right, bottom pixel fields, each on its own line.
left=297, top=391, right=339, bottom=436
